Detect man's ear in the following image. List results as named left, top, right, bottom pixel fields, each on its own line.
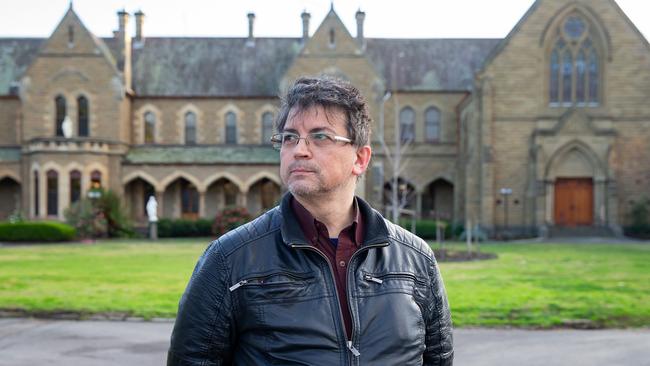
left=352, top=145, right=372, bottom=177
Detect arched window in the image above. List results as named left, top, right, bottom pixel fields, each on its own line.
left=225, top=111, right=237, bottom=144
left=549, top=13, right=600, bottom=106
left=425, top=107, right=441, bottom=142
left=91, top=170, right=102, bottom=190
left=55, top=95, right=66, bottom=136
left=77, top=96, right=89, bottom=137
left=144, top=111, right=155, bottom=144
left=261, top=112, right=274, bottom=144
left=399, top=107, right=415, bottom=144
left=70, top=170, right=81, bottom=203
left=46, top=170, right=58, bottom=216
left=184, top=111, right=197, bottom=145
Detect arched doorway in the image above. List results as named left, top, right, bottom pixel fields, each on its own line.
left=163, top=177, right=199, bottom=219
left=124, top=177, right=156, bottom=224
left=247, top=178, right=281, bottom=216
left=0, top=177, right=21, bottom=220
left=205, top=178, right=242, bottom=219
left=547, top=144, right=600, bottom=227
left=383, top=177, right=416, bottom=220
left=421, top=179, right=454, bottom=221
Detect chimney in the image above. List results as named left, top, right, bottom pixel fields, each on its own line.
left=247, top=13, right=255, bottom=46
left=301, top=10, right=310, bottom=43
left=134, top=10, right=145, bottom=43
left=356, top=9, right=365, bottom=48
left=114, top=9, right=131, bottom=91
left=117, top=9, right=129, bottom=40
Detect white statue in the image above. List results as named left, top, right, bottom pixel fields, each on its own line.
left=61, top=115, right=72, bottom=138
left=146, top=195, right=158, bottom=222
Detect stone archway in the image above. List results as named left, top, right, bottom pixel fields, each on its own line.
left=545, top=142, right=605, bottom=227
left=421, top=179, right=454, bottom=221
left=0, top=177, right=21, bottom=220
left=247, top=178, right=281, bottom=216
left=124, top=177, right=156, bottom=224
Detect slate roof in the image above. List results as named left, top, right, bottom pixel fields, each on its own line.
left=0, top=38, right=43, bottom=94
left=131, top=38, right=302, bottom=97
left=124, top=145, right=280, bottom=164
left=365, top=38, right=500, bottom=91
left=0, top=36, right=500, bottom=96
left=0, top=147, right=21, bottom=162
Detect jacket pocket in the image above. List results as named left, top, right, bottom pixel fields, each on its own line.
left=359, top=271, right=427, bottom=296
left=230, top=271, right=320, bottom=305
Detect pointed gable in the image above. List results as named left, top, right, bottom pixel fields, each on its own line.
left=301, top=7, right=361, bottom=56
left=39, top=6, right=117, bottom=69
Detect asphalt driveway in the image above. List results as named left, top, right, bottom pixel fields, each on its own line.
left=1, top=318, right=649, bottom=365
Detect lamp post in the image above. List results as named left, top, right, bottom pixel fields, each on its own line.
left=499, top=187, right=512, bottom=237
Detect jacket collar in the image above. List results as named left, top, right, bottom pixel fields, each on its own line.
left=279, top=192, right=390, bottom=247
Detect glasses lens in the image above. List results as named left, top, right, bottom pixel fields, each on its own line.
left=308, top=132, right=333, bottom=147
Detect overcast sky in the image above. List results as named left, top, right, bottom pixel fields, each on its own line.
left=0, top=0, right=648, bottom=40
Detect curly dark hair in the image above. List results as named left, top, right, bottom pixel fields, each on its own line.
left=275, top=76, right=372, bottom=147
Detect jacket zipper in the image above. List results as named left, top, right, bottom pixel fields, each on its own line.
left=290, top=241, right=388, bottom=363
left=289, top=244, right=350, bottom=355
left=344, top=242, right=388, bottom=363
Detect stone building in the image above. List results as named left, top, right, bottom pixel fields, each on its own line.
left=0, top=0, right=648, bottom=236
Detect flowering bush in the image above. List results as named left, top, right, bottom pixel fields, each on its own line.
left=212, top=206, right=252, bottom=236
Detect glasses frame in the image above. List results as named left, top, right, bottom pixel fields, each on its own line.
left=270, top=132, right=352, bottom=151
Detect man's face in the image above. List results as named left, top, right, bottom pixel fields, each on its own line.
left=279, top=105, right=359, bottom=199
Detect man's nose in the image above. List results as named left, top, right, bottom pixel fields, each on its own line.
left=292, top=137, right=312, bottom=158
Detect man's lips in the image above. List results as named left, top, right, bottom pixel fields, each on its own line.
left=290, top=169, right=314, bottom=174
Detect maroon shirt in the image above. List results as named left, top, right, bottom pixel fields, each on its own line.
left=291, top=196, right=364, bottom=340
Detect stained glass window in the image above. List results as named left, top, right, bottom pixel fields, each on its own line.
left=549, top=14, right=600, bottom=106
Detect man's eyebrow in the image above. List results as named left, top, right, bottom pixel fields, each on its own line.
left=308, top=127, right=335, bottom=134
left=282, top=128, right=299, bottom=133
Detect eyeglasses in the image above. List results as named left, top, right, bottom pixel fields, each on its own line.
left=270, top=132, right=352, bottom=151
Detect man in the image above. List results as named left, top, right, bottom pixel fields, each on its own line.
left=168, top=77, right=453, bottom=365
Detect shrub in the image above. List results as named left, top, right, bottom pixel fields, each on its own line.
left=158, top=218, right=213, bottom=238
left=625, top=198, right=650, bottom=239
left=398, top=218, right=453, bottom=239
left=213, top=206, right=252, bottom=236
left=0, top=221, right=76, bottom=242
left=64, top=199, right=107, bottom=239
left=64, top=188, right=133, bottom=238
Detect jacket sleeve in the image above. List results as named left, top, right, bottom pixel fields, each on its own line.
left=167, top=241, right=235, bottom=366
left=423, top=259, right=454, bottom=366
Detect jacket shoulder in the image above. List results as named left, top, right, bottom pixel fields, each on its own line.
left=208, top=206, right=282, bottom=257
left=383, top=218, right=435, bottom=262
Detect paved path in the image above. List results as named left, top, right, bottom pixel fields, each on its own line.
left=1, top=318, right=649, bottom=365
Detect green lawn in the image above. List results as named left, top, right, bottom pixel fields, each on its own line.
left=1, top=239, right=649, bottom=327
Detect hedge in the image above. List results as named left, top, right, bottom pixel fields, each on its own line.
left=0, top=221, right=76, bottom=242
left=398, top=219, right=460, bottom=239
left=157, top=218, right=213, bottom=238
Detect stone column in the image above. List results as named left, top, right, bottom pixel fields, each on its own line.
left=545, top=180, right=554, bottom=225
left=416, top=192, right=423, bottom=220
left=199, top=191, right=206, bottom=218
left=594, top=178, right=606, bottom=226
left=155, top=191, right=164, bottom=219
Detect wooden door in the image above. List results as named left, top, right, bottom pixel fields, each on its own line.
left=554, top=178, right=593, bottom=226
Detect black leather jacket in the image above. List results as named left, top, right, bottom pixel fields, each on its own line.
left=168, top=193, right=453, bottom=365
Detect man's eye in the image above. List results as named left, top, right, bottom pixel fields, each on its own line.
left=311, top=133, right=330, bottom=141
left=282, top=134, right=299, bottom=143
